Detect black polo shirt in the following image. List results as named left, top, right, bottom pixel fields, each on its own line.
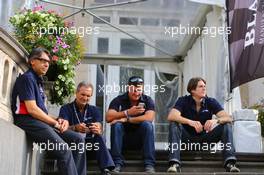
left=108, top=92, right=155, bottom=116
left=59, top=101, right=102, bottom=125
left=11, top=68, right=48, bottom=115
left=174, top=95, right=223, bottom=136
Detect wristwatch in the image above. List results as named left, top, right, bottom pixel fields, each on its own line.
left=216, top=118, right=221, bottom=124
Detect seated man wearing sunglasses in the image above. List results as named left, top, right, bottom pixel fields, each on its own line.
left=11, top=48, right=86, bottom=175
left=106, top=76, right=156, bottom=173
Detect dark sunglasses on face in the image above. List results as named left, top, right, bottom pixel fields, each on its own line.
left=35, top=57, right=51, bottom=64
left=129, top=77, right=144, bottom=84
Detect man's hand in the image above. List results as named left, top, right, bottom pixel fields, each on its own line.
left=204, top=119, right=218, bottom=132
left=89, top=122, right=102, bottom=135
left=128, top=106, right=145, bottom=116
left=75, top=123, right=89, bottom=133
left=57, top=118, right=69, bottom=133
left=110, top=118, right=127, bottom=125
left=188, top=120, right=203, bottom=133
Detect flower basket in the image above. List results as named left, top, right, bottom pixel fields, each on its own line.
left=10, top=5, right=84, bottom=105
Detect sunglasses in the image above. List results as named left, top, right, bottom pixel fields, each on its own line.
left=129, top=77, right=144, bottom=84
left=35, top=57, right=51, bottom=64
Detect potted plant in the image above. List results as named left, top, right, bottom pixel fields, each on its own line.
left=250, top=98, right=264, bottom=137
left=10, top=5, right=84, bottom=105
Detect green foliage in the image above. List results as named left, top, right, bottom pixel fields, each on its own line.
left=250, top=99, right=264, bottom=137
left=258, top=109, right=264, bottom=137
left=10, top=6, right=84, bottom=105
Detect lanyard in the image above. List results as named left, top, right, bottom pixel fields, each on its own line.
left=72, top=102, right=88, bottom=124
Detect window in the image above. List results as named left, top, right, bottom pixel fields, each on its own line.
left=97, top=38, right=109, bottom=54
left=93, top=16, right=111, bottom=24
left=2, top=60, right=9, bottom=98
left=141, top=18, right=160, bottom=26
left=120, top=39, right=144, bottom=56
left=116, top=0, right=129, bottom=2
left=11, top=66, right=17, bottom=90
left=162, top=0, right=184, bottom=8
left=155, top=40, right=179, bottom=56
left=96, top=65, right=104, bottom=109
left=119, top=17, right=138, bottom=25
left=162, top=19, right=180, bottom=27
left=155, top=72, right=179, bottom=142
left=94, top=0, right=115, bottom=3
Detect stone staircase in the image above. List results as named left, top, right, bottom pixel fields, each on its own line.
left=41, top=150, right=264, bottom=175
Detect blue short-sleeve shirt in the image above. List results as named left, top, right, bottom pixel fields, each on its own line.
left=59, top=101, right=102, bottom=125
left=11, top=68, right=48, bottom=115
left=174, top=95, right=223, bottom=136
left=108, top=92, right=155, bottom=116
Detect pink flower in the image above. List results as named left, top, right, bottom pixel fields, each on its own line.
left=47, top=10, right=56, bottom=14
left=32, top=5, right=44, bottom=12
left=52, top=55, right=59, bottom=62
left=56, top=36, right=62, bottom=42
left=61, top=43, right=70, bottom=49
left=52, top=46, right=59, bottom=53
left=56, top=40, right=62, bottom=45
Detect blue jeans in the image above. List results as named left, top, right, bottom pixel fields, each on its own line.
left=110, top=121, right=155, bottom=167
left=86, top=135, right=115, bottom=170
left=168, top=122, right=237, bottom=167
left=14, top=115, right=86, bottom=175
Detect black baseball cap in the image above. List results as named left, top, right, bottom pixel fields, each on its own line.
left=128, top=76, right=144, bottom=85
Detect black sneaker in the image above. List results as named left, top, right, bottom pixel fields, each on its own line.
left=225, top=162, right=240, bottom=172
left=167, top=163, right=181, bottom=173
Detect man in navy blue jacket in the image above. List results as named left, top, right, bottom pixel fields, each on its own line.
left=11, top=47, right=86, bottom=175
left=167, top=77, right=240, bottom=173
left=59, top=82, right=114, bottom=175
left=106, top=76, right=156, bottom=173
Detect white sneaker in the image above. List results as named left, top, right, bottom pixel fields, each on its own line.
left=167, top=163, right=181, bottom=173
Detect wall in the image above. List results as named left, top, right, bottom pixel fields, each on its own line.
left=0, top=27, right=40, bottom=175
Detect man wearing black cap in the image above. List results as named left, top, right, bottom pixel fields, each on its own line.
left=106, top=76, right=156, bottom=173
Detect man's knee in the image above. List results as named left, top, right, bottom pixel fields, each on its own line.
left=73, top=132, right=86, bottom=144
left=169, top=122, right=181, bottom=132
left=111, top=122, right=123, bottom=132
left=223, top=123, right=232, bottom=133
left=58, top=148, right=74, bottom=160
left=141, top=121, right=153, bottom=133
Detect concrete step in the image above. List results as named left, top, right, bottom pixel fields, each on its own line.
left=41, top=160, right=264, bottom=174
left=122, top=150, right=264, bottom=162
left=42, top=172, right=264, bottom=175
left=85, top=160, right=264, bottom=172
left=41, top=151, right=264, bottom=174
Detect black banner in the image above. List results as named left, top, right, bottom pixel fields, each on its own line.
left=227, top=0, right=264, bottom=89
